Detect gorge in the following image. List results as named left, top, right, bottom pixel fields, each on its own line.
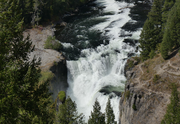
left=3, top=0, right=180, bottom=123
left=55, top=0, right=151, bottom=122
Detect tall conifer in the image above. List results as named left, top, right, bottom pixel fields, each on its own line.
left=139, top=0, right=163, bottom=60
left=161, top=0, right=180, bottom=59
left=139, top=19, right=154, bottom=60
left=105, top=98, right=116, bottom=124
left=161, top=0, right=175, bottom=33
left=88, top=99, right=105, bottom=124
left=57, top=96, right=85, bottom=124
left=161, top=83, right=180, bottom=124
left=0, top=0, right=54, bottom=123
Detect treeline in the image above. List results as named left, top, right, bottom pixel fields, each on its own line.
left=18, top=0, right=89, bottom=26
left=139, top=0, right=180, bottom=60
left=56, top=91, right=117, bottom=124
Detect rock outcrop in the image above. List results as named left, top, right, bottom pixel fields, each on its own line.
left=23, top=26, right=68, bottom=100
left=119, top=52, right=180, bottom=124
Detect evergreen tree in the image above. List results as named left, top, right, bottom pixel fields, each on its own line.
left=160, top=0, right=180, bottom=59
left=105, top=98, right=116, bottom=124
left=56, top=96, right=84, bottom=124
left=31, top=0, right=41, bottom=26
left=0, top=0, right=54, bottom=123
left=161, top=83, right=180, bottom=124
left=88, top=99, right=105, bottom=124
left=18, top=0, right=34, bottom=25
left=139, top=19, right=154, bottom=60
left=161, top=0, right=175, bottom=33
left=160, top=35, right=169, bottom=59
left=139, top=0, right=163, bottom=60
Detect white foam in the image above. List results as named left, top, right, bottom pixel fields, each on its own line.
left=66, top=0, right=138, bottom=123
left=61, top=42, right=74, bottom=48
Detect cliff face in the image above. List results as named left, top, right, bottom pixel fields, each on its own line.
left=23, top=26, right=68, bottom=100
left=119, top=51, right=180, bottom=124
left=50, top=59, right=68, bottom=100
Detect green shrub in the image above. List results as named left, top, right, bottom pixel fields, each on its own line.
left=53, top=61, right=58, bottom=66
left=39, top=71, right=54, bottom=85
left=128, top=60, right=134, bottom=68
left=124, top=90, right=130, bottom=99
left=44, top=36, right=62, bottom=50
left=132, top=104, right=137, bottom=110
left=58, top=91, right=66, bottom=103
left=149, top=50, right=156, bottom=59
left=133, top=56, right=141, bottom=63
left=153, top=74, right=160, bottom=83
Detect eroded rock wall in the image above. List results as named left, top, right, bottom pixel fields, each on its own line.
left=119, top=54, right=180, bottom=124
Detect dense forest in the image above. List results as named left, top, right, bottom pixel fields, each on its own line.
left=139, top=0, right=180, bottom=60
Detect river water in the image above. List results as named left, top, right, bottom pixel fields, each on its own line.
left=56, top=0, right=150, bottom=122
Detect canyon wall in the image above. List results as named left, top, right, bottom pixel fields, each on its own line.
left=119, top=52, right=180, bottom=124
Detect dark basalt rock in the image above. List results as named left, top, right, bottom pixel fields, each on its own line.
left=50, top=59, right=68, bottom=101
left=99, top=85, right=123, bottom=97
left=128, top=53, right=135, bottom=57
left=115, top=49, right=121, bottom=53
left=123, top=39, right=138, bottom=46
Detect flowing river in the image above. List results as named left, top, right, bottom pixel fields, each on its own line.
left=56, top=0, right=150, bottom=122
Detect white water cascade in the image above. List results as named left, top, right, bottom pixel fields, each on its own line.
left=65, top=0, right=142, bottom=122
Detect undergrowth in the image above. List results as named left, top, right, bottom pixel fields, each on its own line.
left=44, top=36, right=62, bottom=50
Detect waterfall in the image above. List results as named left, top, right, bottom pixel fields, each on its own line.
left=57, top=0, right=147, bottom=122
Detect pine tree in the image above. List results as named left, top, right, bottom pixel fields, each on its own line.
left=139, top=19, right=154, bottom=60
left=0, top=0, right=54, bottom=123
left=56, top=96, right=85, bottom=124
left=31, top=0, right=41, bottom=26
left=160, top=0, right=180, bottom=59
left=17, top=0, right=34, bottom=24
left=160, top=36, right=169, bottom=59
left=139, top=0, right=163, bottom=60
left=88, top=99, right=105, bottom=124
left=105, top=98, right=116, bottom=124
left=161, top=83, right=180, bottom=124
left=161, top=0, right=175, bottom=33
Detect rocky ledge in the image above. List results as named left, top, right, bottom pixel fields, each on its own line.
left=119, top=51, right=180, bottom=124
left=23, top=26, right=68, bottom=100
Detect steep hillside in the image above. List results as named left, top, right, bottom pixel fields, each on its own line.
left=119, top=50, right=180, bottom=124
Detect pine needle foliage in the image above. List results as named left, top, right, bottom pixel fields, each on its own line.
left=139, top=0, right=163, bottom=61
left=105, top=98, right=116, bottom=124
left=161, top=83, right=180, bottom=124
left=161, top=0, right=175, bottom=33
left=56, top=96, right=85, bottom=124
left=88, top=99, right=105, bottom=124
left=0, top=0, right=54, bottom=123
left=161, top=0, right=180, bottom=59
